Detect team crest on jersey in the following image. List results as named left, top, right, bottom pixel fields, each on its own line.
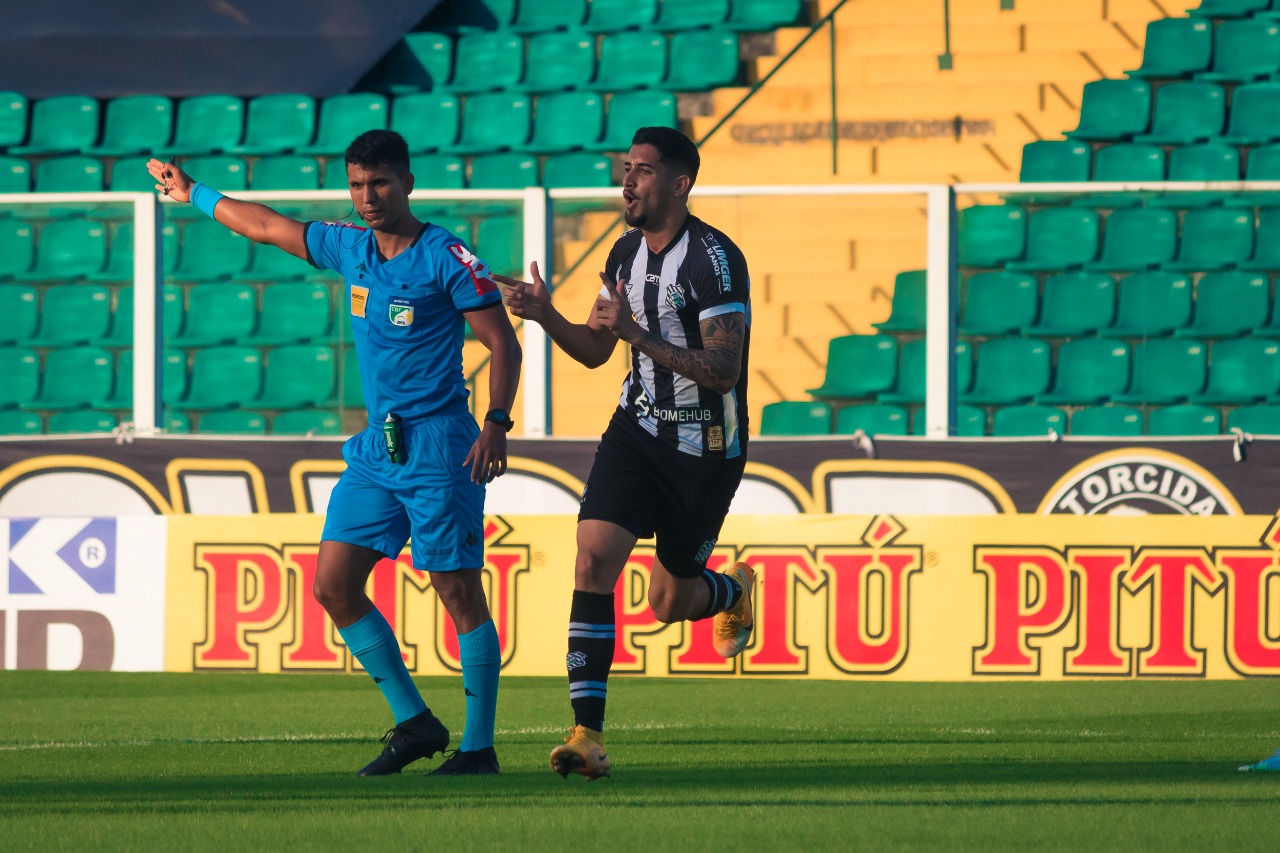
left=666, top=281, right=687, bottom=311
left=389, top=296, right=414, bottom=326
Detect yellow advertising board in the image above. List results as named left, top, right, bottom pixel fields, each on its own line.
left=164, top=512, right=1280, bottom=680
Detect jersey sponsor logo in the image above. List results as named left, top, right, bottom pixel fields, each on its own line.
left=389, top=296, right=414, bottom=326
left=350, top=285, right=368, bottom=318
left=704, top=236, right=733, bottom=294
left=666, top=280, right=687, bottom=311
left=448, top=243, right=498, bottom=297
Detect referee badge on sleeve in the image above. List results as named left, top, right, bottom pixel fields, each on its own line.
left=389, top=296, right=414, bottom=326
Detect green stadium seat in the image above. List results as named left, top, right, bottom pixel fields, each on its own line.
left=247, top=282, right=332, bottom=345
left=235, top=241, right=315, bottom=282
left=1192, top=337, right=1280, bottom=403
left=1019, top=140, right=1091, bottom=182
left=1198, top=18, right=1280, bottom=82
left=48, top=410, right=116, bottom=433
left=172, top=219, right=251, bottom=280
left=665, top=30, right=740, bottom=91
left=1228, top=404, right=1280, bottom=434
left=30, top=283, right=111, bottom=346
left=1006, top=208, right=1099, bottom=271
left=910, top=404, right=986, bottom=437
left=251, top=155, right=321, bottom=190
left=11, top=95, right=99, bottom=155
left=1241, top=208, right=1280, bottom=269
left=34, top=155, right=105, bottom=193
left=172, top=155, right=248, bottom=219
left=1153, top=144, right=1241, bottom=208
left=273, top=409, right=343, bottom=436
left=429, top=216, right=472, bottom=244
left=439, top=32, right=524, bottom=94
left=807, top=334, right=898, bottom=400
left=164, top=410, right=191, bottom=433
left=1070, top=405, right=1144, bottom=437
left=834, top=403, right=909, bottom=436
left=961, top=337, right=1051, bottom=405
left=298, top=94, right=388, bottom=156
left=1218, top=81, right=1280, bottom=145
left=371, top=33, right=453, bottom=93
left=1084, top=208, right=1176, bottom=272
left=0, top=219, right=34, bottom=280
left=1177, top=272, right=1270, bottom=337
left=957, top=271, right=1037, bottom=335
left=34, top=346, right=113, bottom=409
left=759, top=400, right=832, bottom=435
left=1026, top=272, right=1116, bottom=336
left=1148, top=404, right=1220, bottom=435
left=1066, top=79, right=1151, bottom=141
left=516, top=31, right=598, bottom=94
left=0, top=155, right=30, bottom=193
left=441, top=93, right=531, bottom=154
left=228, top=94, right=316, bottom=155
left=0, top=347, right=38, bottom=407
left=86, top=95, right=173, bottom=156
left=0, top=410, right=42, bottom=434
left=1190, top=0, right=1271, bottom=18
left=592, top=32, right=667, bottom=91
left=878, top=339, right=972, bottom=404
left=589, top=91, right=678, bottom=151
left=333, top=347, right=364, bottom=408
left=175, top=283, right=257, bottom=345
left=470, top=152, right=539, bottom=188
left=90, top=223, right=176, bottom=284
left=108, top=156, right=160, bottom=194
left=1165, top=208, right=1254, bottom=270
left=1113, top=338, right=1208, bottom=404
left=583, top=0, right=657, bottom=31
left=1037, top=339, right=1131, bottom=405
left=0, top=91, right=27, bottom=149
left=1093, top=143, right=1166, bottom=181
left=198, top=409, right=268, bottom=435
left=1128, top=17, right=1213, bottom=78
left=991, top=404, right=1067, bottom=437
left=727, top=0, right=802, bottom=30
left=510, top=0, right=586, bottom=32
left=0, top=285, right=36, bottom=344
left=18, top=219, right=108, bottom=282
left=1103, top=271, right=1192, bottom=337
left=656, top=0, right=729, bottom=29
left=102, top=284, right=183, bottom=347
left=958, top=204, right=1026, bottom=267
left=390, top=93, right=461, bottom=153
left=414, top=154, right=469, bottom=190
left=156, top=94, right=244, bottom=156
left=173, top=346, right=263, bottom=410
left=872, top=269, right=926, bottom=332
left=518, top=92, right=604, bottom=153
left=1134, top=82, right=1225, bottom=144
left=1227, top=145, right=1280, bottom=206
left=543, top=153, right=613, bottom=187
left=256, top=344, right=336, bottom=408
left=431, top=0, right=517, bottom=31
left=475, top=215, right=523, bottom=277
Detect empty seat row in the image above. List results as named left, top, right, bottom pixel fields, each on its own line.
left=371, top=27, right=742, bottom=95
left=0, top=407, right=345, bottom=436
left=759, top=399, right=1280, bottom=437
left=0, top=150, right=614, bottom=197
left=0, top=88, right=675, bottom=158
left=959, top=203, right=1280, bottom=272
left=423, top=0, right=802, bottom=35
left=1069, top=78, right=1280, bottom=146
left=1130, top=15, right=1280, bottom=83
left=1021, top=139, right=1280, bottom=191
left=878, top=268, right=1280, bottom=339
left=0, top=344, right=362, bottom=412
left=805, top=333, right=1280, bottom=407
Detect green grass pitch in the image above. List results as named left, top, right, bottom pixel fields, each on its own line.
left=4, top=673, right=1280, bottom=851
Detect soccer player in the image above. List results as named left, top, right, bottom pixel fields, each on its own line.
left=495, top=126, right=754, bottom=780
left=147, top=130, right=521, bottom=776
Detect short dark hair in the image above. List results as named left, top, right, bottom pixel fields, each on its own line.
left=631, top=126, right=700, bottom=186
left=345, top=129, right=410, bottom=173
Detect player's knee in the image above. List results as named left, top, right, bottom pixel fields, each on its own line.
left=574, top=548, right=616, bottom=591
left=647, top=587, right=685, bottom=624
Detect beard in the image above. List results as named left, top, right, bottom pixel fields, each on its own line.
left=623, top=205, right=646, bottom=228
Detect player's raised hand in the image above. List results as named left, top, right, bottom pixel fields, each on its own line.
left=494, top=261, right=552, bottom=323
left=146, top=158, right=193, bottom=203
left=592, top=276, right=640, bottom=343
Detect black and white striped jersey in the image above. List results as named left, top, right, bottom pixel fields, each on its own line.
left=602, top=214, right=751, bottom=459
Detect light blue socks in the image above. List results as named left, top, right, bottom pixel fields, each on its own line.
left=337, top=609, right=426, bottom=724
left=457, top=620, right=501, bottom=751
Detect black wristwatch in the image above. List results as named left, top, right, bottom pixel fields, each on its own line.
left=484, top=409, right=515, bottom=432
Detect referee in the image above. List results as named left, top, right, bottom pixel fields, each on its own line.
left=496, top=126, right=754, bottom=780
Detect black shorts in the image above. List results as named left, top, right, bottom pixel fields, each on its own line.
left=578, top=408, right=746, bottom=579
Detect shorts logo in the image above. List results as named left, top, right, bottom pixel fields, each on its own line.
left=695, top=538, right=716, bottom=564
left=389, top=298, right=414, bottom=326
left=566, top=651, right=588, bottom=670
left=1038, top=450, right=1239, bottom=516
left=666, top=281, right=687, bottom=312
left=708, top=426, right=724, bottom=451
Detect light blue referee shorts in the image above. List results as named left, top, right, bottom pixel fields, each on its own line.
left=322, top=411, right=485, bottom=572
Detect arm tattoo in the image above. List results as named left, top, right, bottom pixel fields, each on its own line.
left=628, top=313, right=745, bottom=394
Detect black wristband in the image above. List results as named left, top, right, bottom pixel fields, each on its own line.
left=485, top=409, right=515, bottom=432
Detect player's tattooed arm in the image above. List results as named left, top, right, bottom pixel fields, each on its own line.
left=624, top=312, right=745, bottom=395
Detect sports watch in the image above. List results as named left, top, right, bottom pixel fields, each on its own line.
left=484, top=409, right=515, bottom=432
